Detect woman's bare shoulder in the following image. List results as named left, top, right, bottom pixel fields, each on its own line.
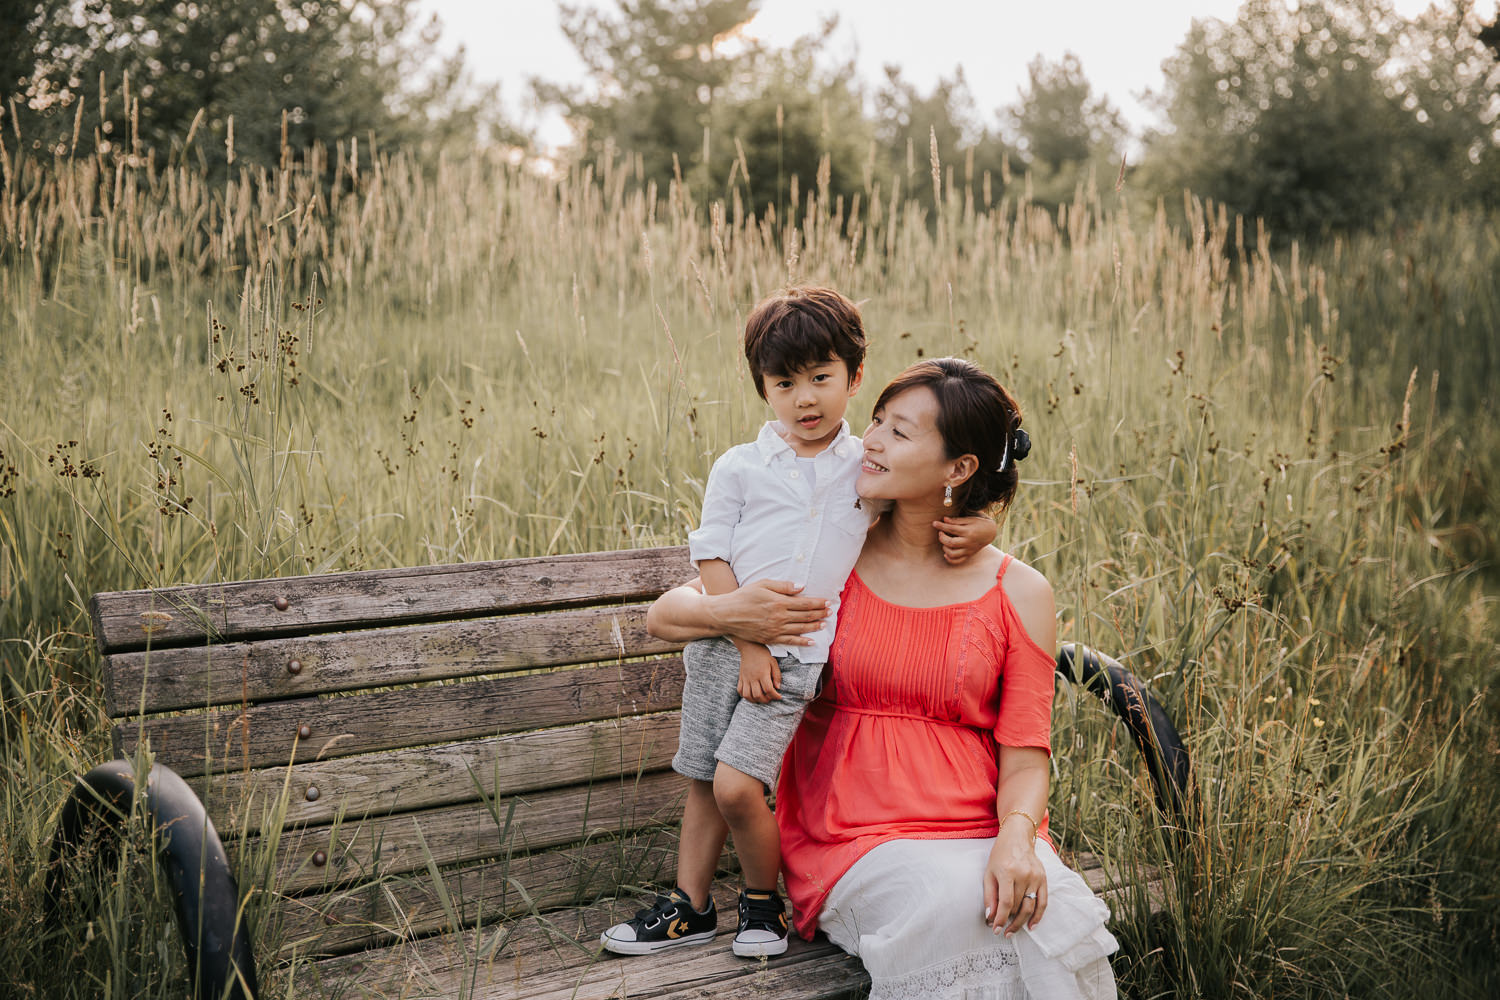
left=999, top=556, right=1056, bottom=646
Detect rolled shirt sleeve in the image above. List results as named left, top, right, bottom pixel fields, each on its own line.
left=687, top=452, right=744, bottom=568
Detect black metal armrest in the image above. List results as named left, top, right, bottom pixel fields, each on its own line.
left=45, top=759, right=259, bottom=1000
left=1056, top=643, right=1192, bottom=821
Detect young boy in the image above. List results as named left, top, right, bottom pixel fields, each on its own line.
left=600, top=286, right=995, bottom=958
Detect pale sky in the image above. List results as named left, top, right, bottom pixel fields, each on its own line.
left=420, top=0, right=1447, bottom=150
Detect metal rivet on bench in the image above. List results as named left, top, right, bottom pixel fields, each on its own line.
left=274, top=596, right=289, bottom=611
left=298, top=724, right=312, bottom=740
left=312, top=850, right=327, bottom=867
left=305, top=785, right=320, bottom=802
left=287, top=659, right=302, bottom=675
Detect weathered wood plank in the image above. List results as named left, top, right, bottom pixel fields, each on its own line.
left=276, top=831, right=710, bottom=956
left=296, top=853, right=1155, bottom=996
left=103, top=603, right=681, bottom=716
left=307, top=915, right=862, bottom=1000
left=245, top=770, right=685, bottom=895
left=92, top=546, right=691, bottom=653
left=195, top=715, right=680, bottom=834
left=495, top=933, right=866, bottom=1000
left=299, top=883, right=751, bottom=997
left=119, top=657, right=686, bottom=779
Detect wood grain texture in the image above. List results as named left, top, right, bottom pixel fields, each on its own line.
left=194, top=714, right=681, bottom=834
left=295, top=853, right=1152, bottom=998
left=242, top=769, right=685, bottom=895
left=103, top=603, right=680, bottom=716
left=117, top=657, right=686, bottom=779
left=276, top=831, right=702, bottom=956
left=300, top=883, right=865, bottom=1000
left=91, top=545, right=691, bottom=653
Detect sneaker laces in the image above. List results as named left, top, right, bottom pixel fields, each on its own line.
left=738, top=891, right=785, bottom=929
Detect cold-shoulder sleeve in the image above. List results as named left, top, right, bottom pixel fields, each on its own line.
left=993, top=601, right=1054, bottom=754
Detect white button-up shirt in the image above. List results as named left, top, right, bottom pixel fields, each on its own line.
left=688, top=420, right=873, bottom=663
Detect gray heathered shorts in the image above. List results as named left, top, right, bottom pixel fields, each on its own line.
left=672, top=636, right=825, bottom=788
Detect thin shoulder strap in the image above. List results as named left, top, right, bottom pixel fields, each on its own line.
left=996, top=552, right=1014, bottom=582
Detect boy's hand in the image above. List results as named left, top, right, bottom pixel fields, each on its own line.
left=936, top=515, right=998, bottom=564
left=735, top=640, right=783, bottom=703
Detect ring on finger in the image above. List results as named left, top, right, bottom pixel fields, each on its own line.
left=1022, top=891, right=1038, bottom=900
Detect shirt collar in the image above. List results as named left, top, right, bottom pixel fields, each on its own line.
left=755, top=419, right=853, bottom=464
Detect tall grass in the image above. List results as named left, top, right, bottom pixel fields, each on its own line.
left=1, top=117, right=1496, bottom=998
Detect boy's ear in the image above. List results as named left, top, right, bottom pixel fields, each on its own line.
left=849, top=362, right=865, bottom=394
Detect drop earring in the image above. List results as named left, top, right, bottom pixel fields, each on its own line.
left=943, top=484, right=953, bottom=507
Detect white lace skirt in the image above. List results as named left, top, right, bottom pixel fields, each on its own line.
left=817, top=837, right=1118, bottom=1000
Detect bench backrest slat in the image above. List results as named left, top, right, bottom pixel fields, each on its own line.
left=103, top=604, right=674, bottom=716
left=243, top=770, right=684, bottom=895
left=115, top=658, right=684, bottom=778
left=194, top=714, right=680, bottom=835
left=280, top=831, right=682, bottom=956
left=91, top=546, right=690, bottom=653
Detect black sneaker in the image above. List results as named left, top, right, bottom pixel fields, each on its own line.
left=732, top=888, right=790, bottom=957
left=598, top=887, right=717, bottom=955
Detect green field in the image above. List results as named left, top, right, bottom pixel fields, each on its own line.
left=2, top=141, right=1497, bottom=997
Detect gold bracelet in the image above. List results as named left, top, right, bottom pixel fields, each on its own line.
left=1001, top=808, right=1039, bottom=841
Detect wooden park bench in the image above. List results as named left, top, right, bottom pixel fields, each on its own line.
left=48, top=545, right=1188, bottom=1000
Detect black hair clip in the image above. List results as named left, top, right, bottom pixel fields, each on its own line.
left=998, top=427, right=1031, bottom=472
left=1012, top=428, right=1031, bottom=463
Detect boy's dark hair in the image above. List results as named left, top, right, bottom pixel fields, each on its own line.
left=872, top=357, right=1027, bottom=518
left=743, top=286, right=867, bottom=400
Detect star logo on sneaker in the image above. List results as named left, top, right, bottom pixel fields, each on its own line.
left=668, top=917, right=689, bottom=938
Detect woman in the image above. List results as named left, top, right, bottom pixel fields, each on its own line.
left=648, top=358, right=1117, bottom=999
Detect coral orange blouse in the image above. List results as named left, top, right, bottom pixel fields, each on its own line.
left=776, top=555, right=1056, bottom=939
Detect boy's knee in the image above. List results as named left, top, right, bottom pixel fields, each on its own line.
left=713, top=766, right=766, bottom=823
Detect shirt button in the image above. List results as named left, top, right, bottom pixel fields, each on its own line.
left=795, top=553, right=805, bottom=562
left=789, top=470, right=800, bottom=479
left=836, top=445, right=847, bottom=457
left=810, top=508, right=818, bottom=518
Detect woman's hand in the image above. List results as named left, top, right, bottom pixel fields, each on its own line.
left=646, top=578, right=830, bottom=645
left=709, top=579, right=831, bottom=646
left=983, top=823, right=1047, bottom=936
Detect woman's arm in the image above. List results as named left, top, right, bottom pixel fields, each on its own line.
left=646, top=578, right=831, bottom=646
left=986, top=746, right=1051, bottom=935
left=986, top=559, right=1056, bottom=935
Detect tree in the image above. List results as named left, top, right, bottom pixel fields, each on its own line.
left=538, top=0, right=874, bottom=217
left=0, top=0, right=514, bottom=168
left=536, top=0, right=758, bottom=190
left=1011, top=53, right=1125, bottom=174
left=704, top=22, right=872, bottom=218
left=1393, top=2, right=1500, bottom=207
left=1007, top=52, right=1126, bottom=207
left=873, top=66, right=1019, bottom=213
left=1140, top=0, right=1498, bottom=236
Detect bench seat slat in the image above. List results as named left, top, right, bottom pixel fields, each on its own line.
left=244, top=770, right=684, bottom=895
left=91, top=546, right=691, bottom=653
left=296, top=854, right=1139, bottom=998
left=196, top=715, right=680, bottom=834
left=514, top=936, right=868, bottom=1000
left=301, top=883, right=866, bottom=1000
left=116, top=658, right=686, bottom=778
left=104, top=604, right=678, bottom=716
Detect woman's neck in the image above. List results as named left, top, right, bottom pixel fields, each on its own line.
left=872, top=500, right=948, bottom=565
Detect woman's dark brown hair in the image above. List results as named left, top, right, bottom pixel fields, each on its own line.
left=872, top=357, right=1028, bottom=517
